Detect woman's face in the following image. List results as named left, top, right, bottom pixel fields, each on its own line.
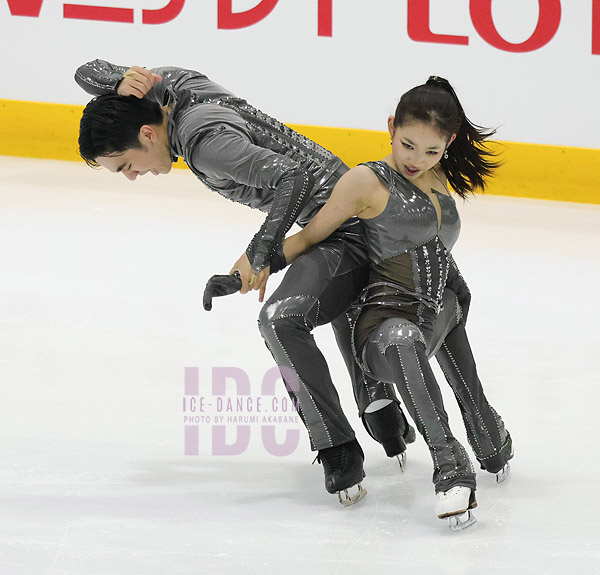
left=388, top=118, right=454, bottom=181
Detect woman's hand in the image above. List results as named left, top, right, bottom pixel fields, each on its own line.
left=117, top=66, right=162, bottom=98
left=249, top=267, right=271, bottom=303
left=230, top=252, right=271, bottom=302
left=229, top=252, right=254, bottom=294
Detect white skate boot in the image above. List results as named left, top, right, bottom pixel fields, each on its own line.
left=436, top=486, right=477, bottom=531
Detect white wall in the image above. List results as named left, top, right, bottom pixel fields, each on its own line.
left=1, top=0, right=598, bottom=148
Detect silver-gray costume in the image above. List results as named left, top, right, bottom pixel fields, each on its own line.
left=75, top=60, right=397, bottom=451
left=353, top=161, right=512, bottom=492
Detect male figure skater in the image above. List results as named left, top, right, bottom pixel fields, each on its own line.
left=75, top=60, right=415, bottom=504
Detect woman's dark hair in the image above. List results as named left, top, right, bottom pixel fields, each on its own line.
left=78, top=94, right=164, bottom=167
left=393, top=76, right=500, bottom=197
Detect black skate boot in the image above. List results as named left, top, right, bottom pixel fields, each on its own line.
left=477, top=432, right=514, bottom=483
left=316, top=439, right=367, bottom=506
left=362, top=402, right=416, bottom=470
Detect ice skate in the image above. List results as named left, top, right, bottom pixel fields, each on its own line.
left=317, top=439, right=367, bottom=506
left=495, top=445, right=515, bottom=484
left=495, top=461, right=511, bottom=484
left=362, top=402, right=416, bottom=471
left=479, top=434, right=514, bottom=482
left=436, top=486, right=477, bottom=531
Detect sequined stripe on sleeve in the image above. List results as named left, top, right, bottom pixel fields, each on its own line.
left=74, top=59, right=129, bottom=95
left=245, top=169, right=315, bottom=273
left=74, top=60, right=202, bottom=101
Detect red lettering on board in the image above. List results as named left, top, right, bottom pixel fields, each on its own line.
left=143, top=0, right=185, bottom=25
left=3, top=0, right=596, bottom=56
left=407, top=0, right=469, bottom=45
left=217, top=0, right=278, bottom=29
left=6, top=0, right=44, bottom=16
left=63, top=4, right=134, bottom=23
left=8, top=0, right=183, bottom=23
left=318, top=0, right=332, bottom=36
left=593, top=0, right=600, bottom=54
left=470, top=0, right=561, bottom=52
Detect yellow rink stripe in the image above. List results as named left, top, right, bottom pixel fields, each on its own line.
left=1, top=99, right=598, bottom=205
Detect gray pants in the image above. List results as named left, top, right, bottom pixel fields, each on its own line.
left=361, top=289, right=512, bottom=493
left=258, top=230, right=398, bottom=451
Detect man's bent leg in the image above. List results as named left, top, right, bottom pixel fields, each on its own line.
left=259, top=238, right=366, bottom=451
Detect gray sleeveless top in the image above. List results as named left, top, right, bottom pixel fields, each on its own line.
left=353, top=161, right=461, bottom=353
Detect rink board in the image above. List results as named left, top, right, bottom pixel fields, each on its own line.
left=1, top=98, right=599, bottom=205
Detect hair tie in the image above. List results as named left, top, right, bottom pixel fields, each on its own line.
left=427, top=75, right=450, bottom=88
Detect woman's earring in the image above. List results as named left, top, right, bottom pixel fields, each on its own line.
left=443, top=150, right=449, bottom=160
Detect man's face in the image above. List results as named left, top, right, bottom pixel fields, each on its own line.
left=96, top=127, right=172, bottom=181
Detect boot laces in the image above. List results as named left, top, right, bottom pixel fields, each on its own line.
left=315, top=443, right=350, bottom=474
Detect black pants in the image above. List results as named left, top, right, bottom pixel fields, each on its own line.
left=258, top=230, right=398, bottom=450
left=361, top=289, right=512, bottom=492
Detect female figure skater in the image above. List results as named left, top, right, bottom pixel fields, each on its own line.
left=267, top=76, right=514, bottom=529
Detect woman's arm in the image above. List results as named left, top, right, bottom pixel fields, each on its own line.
left=251, top=167, right=375, bottom=301
left=284, top=166, right=376, bottom=263
left=251, top=165, right=381, bottom=302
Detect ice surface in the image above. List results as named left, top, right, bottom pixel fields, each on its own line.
left=1, top=157, right=599, bottom=574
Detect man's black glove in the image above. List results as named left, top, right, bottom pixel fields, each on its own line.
left=203, top=271, right=242, bottom=311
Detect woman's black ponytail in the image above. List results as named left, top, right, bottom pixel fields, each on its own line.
left=394, top=76, right=501, bottom=198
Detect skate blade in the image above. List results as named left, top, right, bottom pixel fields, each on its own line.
left=337, top=484, right=367, bottom=507
left=496, top=462, right=511, bottom=484
left=395, top=452, right=406, bottom=472
left=447, top=510, right=477, bottom=532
